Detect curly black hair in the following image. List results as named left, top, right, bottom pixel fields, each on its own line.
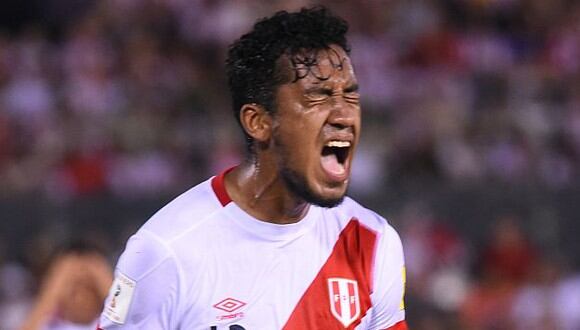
left=226, top=6, right=351, bottom=151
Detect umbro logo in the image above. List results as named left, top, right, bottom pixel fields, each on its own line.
left=213, top=297, right=246, bottom=313
left=213, top=297, right=246, bottom=323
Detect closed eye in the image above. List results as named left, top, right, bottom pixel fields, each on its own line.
left=344, top=84, right=360, bottom=104
left=306, top=87, right=333, bottom=96
left=305, top=85, right=360, bottom=104
left=305, top=87, right=333, bottom=102
left=344, top=83, right=359, bottom=94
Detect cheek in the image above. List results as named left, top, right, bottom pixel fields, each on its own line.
left=274, top=134, right=313, bottom=175
left=276, top=113, right=322, bottom=145
left=284, top=112, right=320, bottom=133
left=273, top=110, right=327, bottom=169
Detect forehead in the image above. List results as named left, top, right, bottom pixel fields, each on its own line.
left=277, top=45, right=356, bottom=87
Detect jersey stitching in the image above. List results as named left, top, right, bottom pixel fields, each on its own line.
left=140, top=228, right=187, bottom=328
left=373, top=229, right=394, bottom=298
left=138, top=229, right=183, bottom=281
left=166, top=184, right=230, bottom=244
left=369, top=226, right=404, bottom=329
left=357, top=221, right=380, bottom=296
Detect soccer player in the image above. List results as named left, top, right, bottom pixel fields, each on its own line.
left=98, top=7, right=407, bottom=330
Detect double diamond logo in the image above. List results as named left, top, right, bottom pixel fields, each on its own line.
left=213, top=298, right=246, bottom=313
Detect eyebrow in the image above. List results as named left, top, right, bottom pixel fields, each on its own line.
left=344, top=83, right=359, bottom=93
left=304, top=82, right=359, bottom=95
left=304, top=86, right=333, bottom=95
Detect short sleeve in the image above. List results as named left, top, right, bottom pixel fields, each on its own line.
left=98, top=231, right=181, bottom=329
left=365, top=225, right=406, bottom=330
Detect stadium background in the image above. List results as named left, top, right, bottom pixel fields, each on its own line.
left=0, top=0, right=579, bottom=329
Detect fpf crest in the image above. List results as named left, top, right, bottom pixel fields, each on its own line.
left=327, top=278, right=360, bottom=327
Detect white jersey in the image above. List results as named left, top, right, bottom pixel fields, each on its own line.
left=98, top=170, right=407, bottom=330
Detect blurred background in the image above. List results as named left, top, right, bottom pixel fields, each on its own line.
left=0, top=0, right=579, bottom=329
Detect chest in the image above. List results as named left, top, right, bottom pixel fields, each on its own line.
left=178, top=224, right=376, bottom=330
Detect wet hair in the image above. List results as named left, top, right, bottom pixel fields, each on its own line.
left=226, top=6, right=350, bottom=151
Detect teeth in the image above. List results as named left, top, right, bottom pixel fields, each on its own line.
left=325, top=141, right=351, bottom=148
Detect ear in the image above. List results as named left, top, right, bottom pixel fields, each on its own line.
left=239, top=103, right=273, bottom=143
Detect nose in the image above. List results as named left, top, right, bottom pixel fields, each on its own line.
left=327, top=97, right=358, bottom=130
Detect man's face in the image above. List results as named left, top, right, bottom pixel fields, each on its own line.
left=272, top=45, right=361, bottom=207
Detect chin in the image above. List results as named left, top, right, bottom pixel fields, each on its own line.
left=282, top=167, right=347, bottom=208
left=292, top=182, right=345, bottom=208
left=310, top=194, right=345, bottom=208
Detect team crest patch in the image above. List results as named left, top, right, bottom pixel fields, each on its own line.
left=104, top=272, right=136, bottom=324
left=327, top=278, right=361, bottom=327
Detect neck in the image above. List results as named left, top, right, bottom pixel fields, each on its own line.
left=224, top=157, right=309, bottom=224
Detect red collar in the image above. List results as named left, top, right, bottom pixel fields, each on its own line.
left=211, top=167, right=235, bottom=206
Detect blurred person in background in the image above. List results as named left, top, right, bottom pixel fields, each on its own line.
left=19, top=240, right=112, bottom=330
left=510, top=255, right=563, bottom=330
left=459, top=214, right=537, bottom=329
left=0, top=232, right=34, bottom=330
left=511, top=254, right=580, bottom=330
left=0, top=262, right=34, bottom=330
left=98, top=7, right=407, bottom=330
left=480, top=214, right=537, bottom=287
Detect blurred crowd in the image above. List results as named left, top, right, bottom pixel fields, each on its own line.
left=0, top=0, right=579, bottom=329
left=398, top=203, right=580, bottom=329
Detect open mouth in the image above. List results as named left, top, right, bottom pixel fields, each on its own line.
left=320, top=140, right=351, bottom=180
